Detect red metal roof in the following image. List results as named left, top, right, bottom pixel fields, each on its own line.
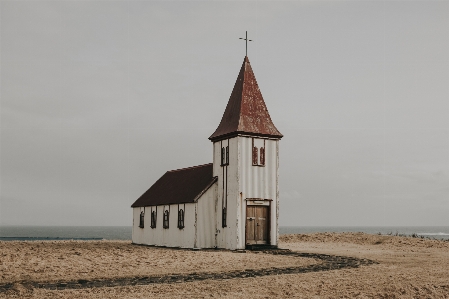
left=209, top=56, right=283, bottom=142
left=131, top=163, right=217, bottom=207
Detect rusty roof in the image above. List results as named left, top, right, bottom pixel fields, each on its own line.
left=209, top=56, right=283, bottom=142
left=131, top=163, right=217, bottom=207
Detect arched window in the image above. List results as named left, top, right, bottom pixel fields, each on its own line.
left=150, top=210, right=157, bottom=228
left=178, top=209, right=185, bottom=229
left=139, top=211, right=144, bottom=228
left=163, top=210, right=169, bottom=229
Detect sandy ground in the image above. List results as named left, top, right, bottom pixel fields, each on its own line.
left=1, top=233, right=449, bottom=298
left=0, top=241, right=315, bottom=283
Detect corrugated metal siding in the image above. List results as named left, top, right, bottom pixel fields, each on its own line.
left=213, top=138, right=241, bottom=250
left=132, top=204, right=196, bottom=248
left=195, top=184, right=217, bottom=248
left=239, top=136, right=279, bottom=248
left=213, top=136, right=279, bottom=249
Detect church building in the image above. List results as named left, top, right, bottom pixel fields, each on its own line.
left=131, top=56, right=283, bottom=250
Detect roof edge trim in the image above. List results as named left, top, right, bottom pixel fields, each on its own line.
left=209, top=131, right=283, bottom=142
left=168, top=163, right=213, bottom=173
left=193, top=176, right=218, bottom=202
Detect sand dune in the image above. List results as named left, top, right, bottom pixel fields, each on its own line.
left=1, top=233, right=448, bottom=298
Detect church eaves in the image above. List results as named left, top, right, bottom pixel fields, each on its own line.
left=209, top=56, right=283, bottom=142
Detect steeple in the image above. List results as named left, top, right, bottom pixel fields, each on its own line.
left=209, top=56, right=283, bottom=142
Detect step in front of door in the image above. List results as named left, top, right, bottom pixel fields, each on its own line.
left=245, top=244, right=278, bottom=251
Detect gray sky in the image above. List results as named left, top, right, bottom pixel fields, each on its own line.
left=1, top=1, right=448, bottom=226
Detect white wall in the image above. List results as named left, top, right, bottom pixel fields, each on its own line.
left=132, top=183, right=218, bottom=248
left=132, top=203, right=196, bottom=248
left=194, top=184, right=217, bottom=248
left=213, top=137, right=241, bottom=249
left=239, top=136, right=279, bottom=248
left=213, top=136, right=280, bottom=250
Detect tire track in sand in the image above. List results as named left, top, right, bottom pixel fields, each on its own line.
left=0, top=249, right=378, bottom=292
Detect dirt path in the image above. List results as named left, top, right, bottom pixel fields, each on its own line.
left=0, top=250, right=376, bottom=292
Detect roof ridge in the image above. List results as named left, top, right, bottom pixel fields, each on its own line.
left=236, top=56, right=249, bottom=131
left=167, top=163, right=213, bottom=173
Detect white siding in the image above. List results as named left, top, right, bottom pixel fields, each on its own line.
left=132, top=203, right=196, bottom=248
left=132, top=182, right=218, bottom=249
left=213, top=135, right=279, bottom=250
left=195, top=183, right=217, bottom=248
left=213, top=137, right=241, bottom=250
left=239, top=136, right=279, bottom=248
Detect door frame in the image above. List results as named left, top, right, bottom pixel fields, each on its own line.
left=245, top=199, right=271, bottom=245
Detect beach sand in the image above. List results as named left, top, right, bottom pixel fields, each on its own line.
left=1, top=233, right=448, bottom=298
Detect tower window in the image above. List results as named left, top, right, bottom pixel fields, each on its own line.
left=178, top=209, right=185, bottom=229
left=260, top=147, right=265, bottom=166
left=139, top=211, right=144, bottom=228
left=222, top=207, right=227, bottom=228
left=150, top=210, right=157, bottom=228
left=163, top=210, right=169, bottom=229
left=221, top=146, right=229, bottom=166
left=252, top=138, right=266, bottom=166
left=252, top=146, right=258, bottom=165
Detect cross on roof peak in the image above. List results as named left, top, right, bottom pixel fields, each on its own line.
left=239, top=31, right=252, bottom=57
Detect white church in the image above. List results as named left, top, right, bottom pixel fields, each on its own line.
left=131, top=56, right=283, bottom=250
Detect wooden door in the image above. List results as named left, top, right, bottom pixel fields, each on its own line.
left=246, top=206, right=268, bottom=245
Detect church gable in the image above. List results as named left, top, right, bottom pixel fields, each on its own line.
left=131, top=163, right=217, bottom=207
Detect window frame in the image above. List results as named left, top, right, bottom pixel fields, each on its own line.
left=150, top=210, right=157, bottom=228
left=252, top=138, right=266, bottom=167
left=221, top=145, right=229, bottom=166
left=260, top=146, right=265, bottom=166
left=139, top=211, right=145, bottom=228
left=252, top=146, right=259, bottom=165
left=222, top=207, right=227, bottom=228
left=177, top=209, right=185, bottom=229
left=163, top=210, right=170, bottom=229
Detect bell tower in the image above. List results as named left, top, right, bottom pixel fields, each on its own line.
left=209, top=56, right=283, bottom=249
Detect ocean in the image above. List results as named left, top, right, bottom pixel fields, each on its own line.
left=1, top=226, right=448, bottom=241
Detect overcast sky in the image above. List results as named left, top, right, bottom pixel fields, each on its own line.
left=1, top=1, right=448, bottom=227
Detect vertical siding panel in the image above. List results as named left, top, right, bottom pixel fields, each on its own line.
left=194, top=202, right=198, bottom=248
left=196, top=185, right=216, bottom=248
